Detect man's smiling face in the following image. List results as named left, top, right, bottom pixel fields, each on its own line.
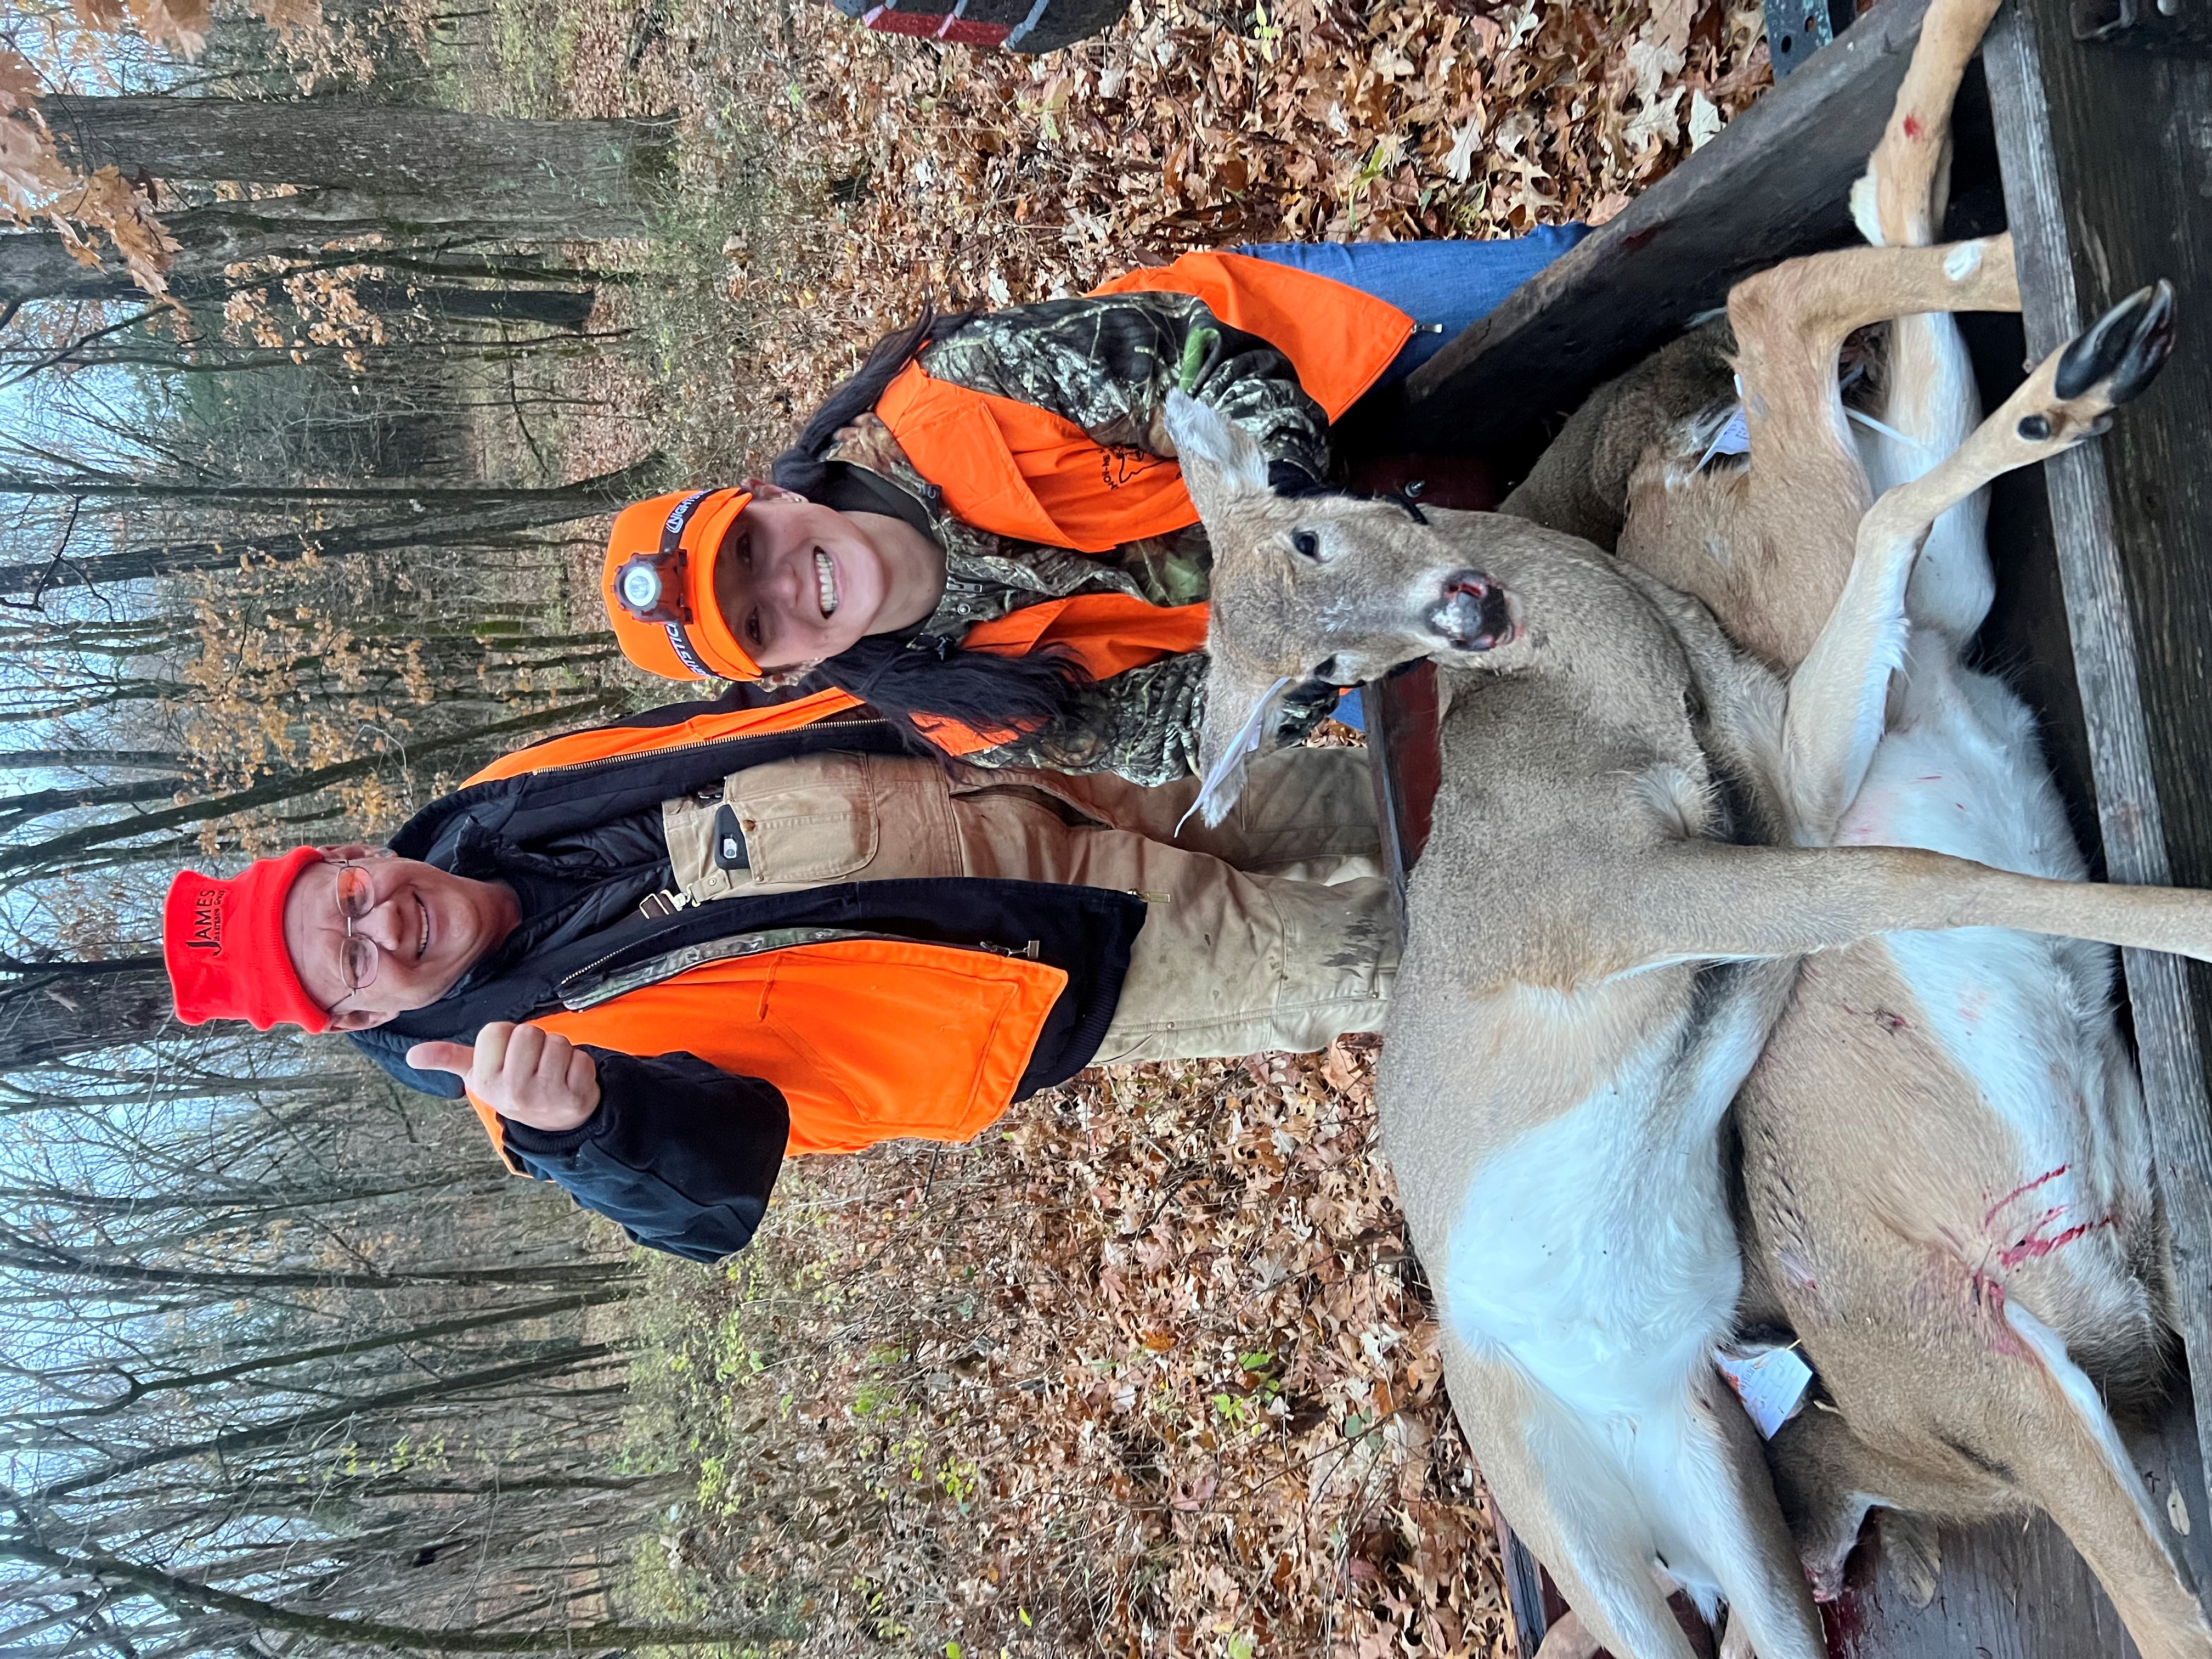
left=280, top=846, right=519, bottom=1031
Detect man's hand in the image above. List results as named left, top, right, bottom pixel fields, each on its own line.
left=407, top=1023, right=601, bottom=1133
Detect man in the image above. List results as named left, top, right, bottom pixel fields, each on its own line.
left=163, top=692, right=1397, bottom=1261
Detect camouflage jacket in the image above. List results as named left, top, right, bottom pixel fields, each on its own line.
left=822, top=291, right=1336, bottom=786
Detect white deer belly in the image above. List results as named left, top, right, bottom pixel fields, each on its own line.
left=1441, top=1082, right=1748, bottom=1608
left=1441, top=1041, right=1746, bottom=1421
left=1833, top=659, right=2139, bottom=1254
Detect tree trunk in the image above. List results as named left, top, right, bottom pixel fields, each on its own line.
left=44, top=96, right=675, bottom=241
left=0, top=966, right=173, bottom=1070
left=348, top=279, right=599, bottom=331
left=0, top=1540, right=800, bottom=1652
left=0, top=210, right=617, bottom=308
left=0, top=455, right=660, bottom=598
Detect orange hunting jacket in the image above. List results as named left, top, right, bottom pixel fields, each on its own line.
left=353, top=693, right=1147, bottom=1261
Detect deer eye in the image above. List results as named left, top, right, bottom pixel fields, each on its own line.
left=1290, top=529, right=1323, bottom=561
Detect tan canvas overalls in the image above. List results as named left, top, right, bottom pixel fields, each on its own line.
left=658, top=744, right=1399, bottom=1063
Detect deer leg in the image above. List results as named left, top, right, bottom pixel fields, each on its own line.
left=1728, top=238, right=2021, bottom=527
left=1774, top=276, right=2164, bottom=842
left=1860, top=280, right=2174, bottom=561
left=1588, top=840, right=2212, bottom=979
left=1674, top=1359, right=1831, bottom=1659
left=1716, top=235, right=2018, bottom=673
left=1995, top=1303, right=2212, bottom=1659
left=1855, top=0, right=2005, bottom=247
left=1763, top=1396, right=2006, bottom=1602
left=1844, top=0, right=2011, bottom=643
left=1440, top=1340, right=1709, bottom=1659
left=1764, top=1252, right=2211, bottom=1659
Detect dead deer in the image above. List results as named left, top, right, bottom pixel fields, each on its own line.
left=1167, top=35, right=2197, bottom=1641
left=1166, top=265, right=2185, bottom=1655
left=1491, top=2, right=2211, bottom=1651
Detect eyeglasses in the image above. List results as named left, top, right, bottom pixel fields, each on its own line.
left=334, top=861, right=380, bottom=994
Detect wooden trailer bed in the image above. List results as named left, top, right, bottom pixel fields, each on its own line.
left=1353, top=0, right=2212, bottom=1650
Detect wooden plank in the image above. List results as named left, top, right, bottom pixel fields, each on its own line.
left=1481, top=1489, right=1553, bottom=1659
left=1398, top=0, right=1931, bottom=453
left=1820, top=1402, right=2211, bottom=1657
left=1983, top=0, right=2212, bottom=1521
left=1359, top=662, right=1440, bottom=909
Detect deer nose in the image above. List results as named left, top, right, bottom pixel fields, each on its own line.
left=1428, top=570, right=1516, bottom=651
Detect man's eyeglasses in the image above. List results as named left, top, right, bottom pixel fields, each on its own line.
left=334, top=862, right=380, bottom=994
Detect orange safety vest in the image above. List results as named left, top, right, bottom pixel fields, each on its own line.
left=876, top=251, right=1412, bottom=553
left=459, top=700, right=1077, bottom=1159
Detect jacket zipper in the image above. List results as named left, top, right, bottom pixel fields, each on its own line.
left=518, top=716, right=900, bottom=780
left=560, top=927, right=1047, bottom=1011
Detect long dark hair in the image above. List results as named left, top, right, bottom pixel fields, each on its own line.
left=768, top=306, right=1095, bottom=752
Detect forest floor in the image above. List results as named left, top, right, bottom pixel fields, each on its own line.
left=444, top=1, right=1776, bottom=1652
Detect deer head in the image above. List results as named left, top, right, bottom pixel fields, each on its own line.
left=1167, top=390, right=1521, bottom=825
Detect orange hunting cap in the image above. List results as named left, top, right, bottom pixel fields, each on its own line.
left=601, top=487, right=758, bottom=681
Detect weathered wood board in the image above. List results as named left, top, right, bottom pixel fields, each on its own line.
left=1984, top=0, right=2212, bottom=1526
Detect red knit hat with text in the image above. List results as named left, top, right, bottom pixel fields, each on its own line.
left=162, top=847, right=333, bottom=1033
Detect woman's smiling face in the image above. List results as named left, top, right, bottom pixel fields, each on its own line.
left=709, top=487, right=944, bottom=670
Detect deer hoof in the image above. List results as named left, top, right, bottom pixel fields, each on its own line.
left=2055, top=280, right=2176, bottom=406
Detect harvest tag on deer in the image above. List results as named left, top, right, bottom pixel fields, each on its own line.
left=1698, top=405, right=1751, bottom=470
left=1714, top=1344, right=1813, bottom=1440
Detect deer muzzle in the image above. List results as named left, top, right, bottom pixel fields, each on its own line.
left=1428, top=571, right=1519, bottom=652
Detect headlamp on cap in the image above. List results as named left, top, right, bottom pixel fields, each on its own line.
left=600, top=486, right=760, bottom=682
left=614, top=490, right=716, bottom=623
left=613, top=550, right=690, bottom=626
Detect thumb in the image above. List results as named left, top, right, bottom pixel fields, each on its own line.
left=406, top=1039, right=476, bottom=1079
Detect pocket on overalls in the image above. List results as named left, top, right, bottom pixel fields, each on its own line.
left=662, top=752, right=879, bottom=898
left=945, top=780, right=1108, bottom=828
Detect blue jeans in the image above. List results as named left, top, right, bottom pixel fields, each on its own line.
left=1232, top=227, right=1590, bottom=386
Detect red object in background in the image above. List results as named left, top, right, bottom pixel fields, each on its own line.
left=828, top=0, right=1132, bottom=53
left=858, top=5, right=1011, bottom=43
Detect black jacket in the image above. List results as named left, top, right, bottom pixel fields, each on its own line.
left=352, top=701, right=1146, bottom=1262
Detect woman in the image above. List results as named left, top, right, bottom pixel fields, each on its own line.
left=600, top=230, right=1588, bottom=784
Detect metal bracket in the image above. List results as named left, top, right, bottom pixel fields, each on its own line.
left=2070, top=0, right=2212, bottom=53
left=1765, top=0, right=1860, bottom=77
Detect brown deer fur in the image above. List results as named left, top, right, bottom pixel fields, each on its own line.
left=1164, top=4, right=2203, bottom=1651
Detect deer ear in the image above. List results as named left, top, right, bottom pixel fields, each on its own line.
left=1181, top=662, right=1297, bottom=831
left=1164, top=390, right=1269, bottom=520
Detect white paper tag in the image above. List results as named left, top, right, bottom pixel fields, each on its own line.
left=1714, top=1343, right=1813, bottom=1440
left=1697, top=404, right=1751, bottom=469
